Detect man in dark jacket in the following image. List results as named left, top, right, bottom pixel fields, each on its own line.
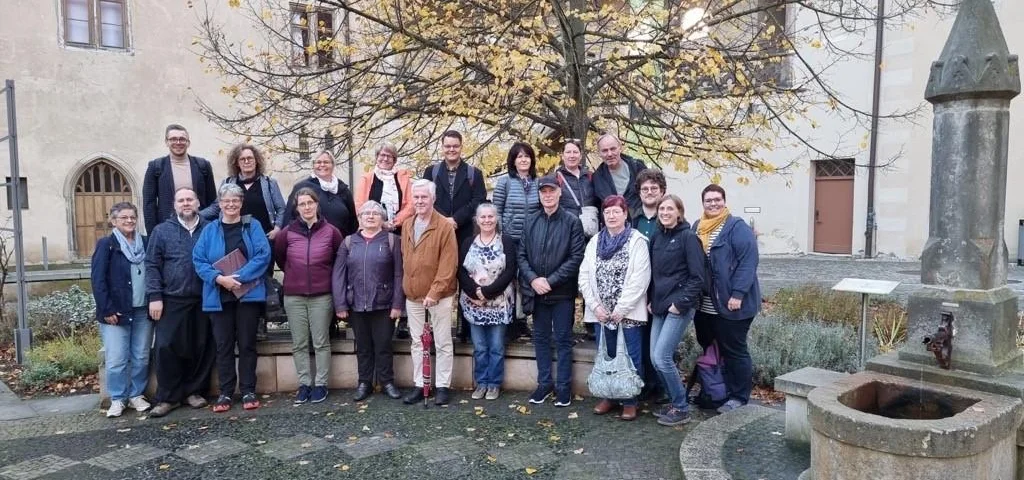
left=145, top=187, right=214, bottom=417
left=592, top=134, right=647, bottom=219
left=518, top=176, right=585, bottom=408
left=142, top=124, right=217, bottom=234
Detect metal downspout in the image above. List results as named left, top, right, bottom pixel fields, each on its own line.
left=865, top=0, right=886, bottom=258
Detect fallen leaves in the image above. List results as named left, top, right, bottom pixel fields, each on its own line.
left=573, top=448, right=585, bottom=455
left=525, top=467, right=538, bottom=475
left=116, top=428, right=131, bottom=433
left=567, top=412, right=579, bottom=419
left=158, top=464, right=170, bottom=470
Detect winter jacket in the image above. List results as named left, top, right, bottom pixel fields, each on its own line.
left=591, top=154, right=647, bottom=218
left=555, top=166, right=595, bottom=217
left=422, top=160, right=487, bottom=246
left=283, top=176, right=359, bottom=236
left=694, top=215, right=762, bottom=321
left=355, top=169, right=414, bottom=227
left=648, top=221, right=705, bottom=315
left=192, top=216, right=272, bottom=312
left=142, top=155, right=217, bottom=234
left=457, top=234, right=518, bottom=299
left=400, top=210, right=459, bottom=302
left=273, top=218, right=343, bottom=297
left=332, top=230, right=405, bottom=312
left=579, top=230, right=651, bottom=323
left=145, top=216, right=208, bottom=302
left=491, top=175, right=540, bottom=239
left=517, top=207, right=586, bottom=307
left=200, top=175, right=287, bottom=228
left=92, top=233, right=148, bottom=323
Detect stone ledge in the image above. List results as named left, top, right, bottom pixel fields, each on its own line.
left=678, top=404, right=777, bottom=480
left=775, top=367, right=847, bottom=398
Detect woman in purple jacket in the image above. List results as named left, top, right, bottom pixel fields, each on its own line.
left=273, top=187, right=343, bottom=405
left=333, top=201, right=404, bottom=402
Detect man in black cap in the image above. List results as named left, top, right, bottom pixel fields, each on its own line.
left=518, top=176, right=585, bottom=408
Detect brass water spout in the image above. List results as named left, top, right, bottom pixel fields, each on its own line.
left=922, top=311, right=954, bottom=370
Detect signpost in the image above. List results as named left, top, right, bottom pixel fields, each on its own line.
left=1, top=79, right=30, bottom=364
left=832, top=278, right=900, bottom=368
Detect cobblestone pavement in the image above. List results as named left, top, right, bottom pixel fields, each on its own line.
left=722, top=411, right=809, bottom=480
left=0, top=390, right=698, bottom=480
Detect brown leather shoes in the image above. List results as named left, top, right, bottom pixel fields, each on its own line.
left=620, top=405, right=638, bottom=421
left=593, top=399, right=614, bottom=415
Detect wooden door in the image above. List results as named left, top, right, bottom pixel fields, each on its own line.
left=813, top=159, right=854, bottom=254
left=73, top=161, right=132, bottom=257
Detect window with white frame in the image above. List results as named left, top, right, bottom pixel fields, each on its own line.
left=290, top=3, right=336, bottom=68
left=62, top=0, right=129, bottom=49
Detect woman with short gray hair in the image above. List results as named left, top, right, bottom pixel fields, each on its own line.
left=91, top=201, right=153, bottom=417
left=193, top=183, right=272, bottom=413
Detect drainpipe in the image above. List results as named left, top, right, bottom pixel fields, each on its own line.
left=864, top=0, right=885, bottom=258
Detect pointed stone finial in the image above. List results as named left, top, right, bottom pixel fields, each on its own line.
left=925, top=0, right=1020, bottom=103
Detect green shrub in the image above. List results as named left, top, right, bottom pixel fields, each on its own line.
left=21, top=332, right=101, bottom=389
left=769, top=286, right=864, bottom=326
left=25, top=285, right=97, bottom=342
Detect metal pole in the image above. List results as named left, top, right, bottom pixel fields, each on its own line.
left=6, top=80, right=31, bottom=364
left=859, top=293, right=869, bottom=369
left=41, top=236, right=48, bottom=270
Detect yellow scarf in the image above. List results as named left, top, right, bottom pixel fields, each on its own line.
left=697, top=207, right=730, bottom=254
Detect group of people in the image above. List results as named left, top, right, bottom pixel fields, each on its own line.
left=92, top=125, right=760, bottom=427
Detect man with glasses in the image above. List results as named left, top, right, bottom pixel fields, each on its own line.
left=592, top=134, right=647, bottom=221
left=143, top=124, right=217, bottom=235
left=634, top=169, right=667, bottom=239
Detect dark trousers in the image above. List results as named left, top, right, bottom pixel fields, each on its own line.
left=694, top=310, right=754, bottom=403
left=154, top=296, right=214, bottom=404
left=349, top=310, right=396, bottom=385
left=639, top=322, right=662, bottom=396
left=532, top=299, right=575, bottom=393
left=210, top=301, right=262, bottom=397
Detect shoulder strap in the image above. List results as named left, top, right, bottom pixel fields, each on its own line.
left=556, top=171, right=581, bottom=207
left=388, top=233, right=395, bottom=251
left=344, top=235, right=352, bottom=249
left=431, top=163, right=442, bottom=182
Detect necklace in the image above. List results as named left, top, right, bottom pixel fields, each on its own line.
left=477, top=233, right=497, bottom=247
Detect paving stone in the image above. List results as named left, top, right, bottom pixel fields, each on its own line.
left=258, top=433, right=332, bottom=460
left=0, top=455, right=80, bottom=480
left=412, top=435, right=483, bottom=464
left=723, top=412, right=810, bottom=480
left=337, top=435, right=409, bottom=459
left=488, top=443, right=558, bottom=471
left=174, top=437, right=249, bottom=465
left=83, top=444, right=170, bottom=471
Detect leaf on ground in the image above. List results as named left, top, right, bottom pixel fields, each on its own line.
left=573, top=448, right=584, bottom=454
left=162, top=424, right=176, bottom=431
left=338, top=464, right=350, bottom=471
left=507, top=433, right=515, bottom=438
left=55, top=431, right=66, bottom=435
left=247, top=418, right=256, bottom=422
left=567, top=412, right=578, bottom=419
left=548, top=435, right=560, bottom=442
left=537, top=420, right=554, bottom=428
left=486, top=455, right=497, bottom=462
left=116, top=428, right=131, bottom=433
left=256, top=440, right=266, bottom=445
left=348, top=436, right=359, bottom=441
left=466, top=427, right=476, bottom=432
left=228, top=416, right=238, bottom=421
left=362, top=425, right=370, bottom=432
left=300, top=442, right=312, bottom=448
left=525, top=467, right=538, bottom=475
left=497, top=442, right=506, bottom=447
left=516, top=405, right=530, bottom=415
left=198, top=426, right=209, bottom=430
left=326, top=412, right=335, bottom=416
left=158, top=464, right=170, bottom=470
left=459, top=399, right=469, bottom=404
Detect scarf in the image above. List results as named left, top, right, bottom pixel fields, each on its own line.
left=697, top=207, right=731, bottom=254
left=374, top=166, right=400, bottom=220
left=314, top=174, right=339, bottom=194
left=597, top=225, right=633, bottom=260
left=112, top=228, right=145, bottom=265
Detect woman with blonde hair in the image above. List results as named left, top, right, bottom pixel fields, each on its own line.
left=284, top=150, right=358, bottom=236
left=355, top=143, right=414, bottom=234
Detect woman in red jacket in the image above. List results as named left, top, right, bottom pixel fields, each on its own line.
left=273, top=187, right=343, bottom=405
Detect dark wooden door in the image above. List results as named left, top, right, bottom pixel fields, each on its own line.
left=813, top=160, right=854, bottom=254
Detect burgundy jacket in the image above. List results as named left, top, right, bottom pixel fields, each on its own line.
left=273, top=218, right=343, bottom=296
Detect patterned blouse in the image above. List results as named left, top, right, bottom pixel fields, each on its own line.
left=595, top=245, right=642, bottom=330
left=459, top=239, right=515, bottom=326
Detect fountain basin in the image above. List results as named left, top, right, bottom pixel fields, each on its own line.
left=806, top=371, right=1021, bottom=480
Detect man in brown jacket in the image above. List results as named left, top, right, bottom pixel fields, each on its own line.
left=400, top=179, right=459, bottom=405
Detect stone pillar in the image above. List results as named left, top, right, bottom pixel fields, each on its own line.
left=898, top=0, right=1022, bottom=375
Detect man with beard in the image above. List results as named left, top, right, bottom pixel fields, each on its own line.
left=145, top=187, right=214, bottom=417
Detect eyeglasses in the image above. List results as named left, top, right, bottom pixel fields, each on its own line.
left=238, top=156, right=256, bottom=163
left=442, top=144, right=461, bottom=150
left=640, top=186, right=662, bottom=193
left=703, top=198, right=725, bottom=204
left=167, top=137, right=189, bottom=143
left=116, top=215, right=137, bottom=221
left=297, top=201, right=317, bottom=208
left=360, top=211, right=383, bottom=217
left=220, top=198, right=242, bottom=205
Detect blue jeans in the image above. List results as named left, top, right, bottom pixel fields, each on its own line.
left=592, top=323, right=644, bottom=407
left=532, top=299, right=575, bottom=393
left=100, top=306, right=153, bottom=402
left=651, top=310, right=694, bottom=410
left=470, top=323, right=506, bottom=388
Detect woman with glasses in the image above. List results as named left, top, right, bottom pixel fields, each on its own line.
left=200, top=144, right=286, bottom=241
left=333, top=201, right=404, bottom=401
left=274, top=187, right=343, bottom=404
left=91, top=202, right=153, bottom=417
left=193, top=183, right=272, bottom=412
left=284, top=151, right=358, bottom=237
left=692, top=184, right=761, bottom=414
left=355, top=143, right=414, bottom=235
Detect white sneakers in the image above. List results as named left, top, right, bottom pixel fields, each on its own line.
left=108, top=396, right=151, bottom=417
left=128, top=395, right=151, bottom=412
left=106, top=400, right=125, bottom=418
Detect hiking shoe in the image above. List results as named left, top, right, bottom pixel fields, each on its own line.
left=553, top=389, right=572, bottom=407
left=106, top=400, right=126, bottom=418
left=149, top=402, right=179, bottom=418
left=657, top=408, right=692, bottom=426
left=242, top=393, right=261, bottom=410
left=485, top=387, right=500, bottom=401
left=471, top=386, right=487, bottom=400
left=186, top=394, right=208, bottom=409
left=716, top=399, right=744, bottom=414
left=128, top=395, right=151, bottom=412
left=528, top=385, right=553, bottom=404
left=652, top=404, right=672, bottom=418
left=294, top=385, right=311, bottom=404
left=310, top=386, right=328, bottom=404
left=213, top=395, right=232, bottom=413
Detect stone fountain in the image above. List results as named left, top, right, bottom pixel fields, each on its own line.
left=803, top=0, right=1024, bottom=478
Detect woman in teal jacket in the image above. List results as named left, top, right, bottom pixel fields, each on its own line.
left=193, top=183, right=271, bottom=413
